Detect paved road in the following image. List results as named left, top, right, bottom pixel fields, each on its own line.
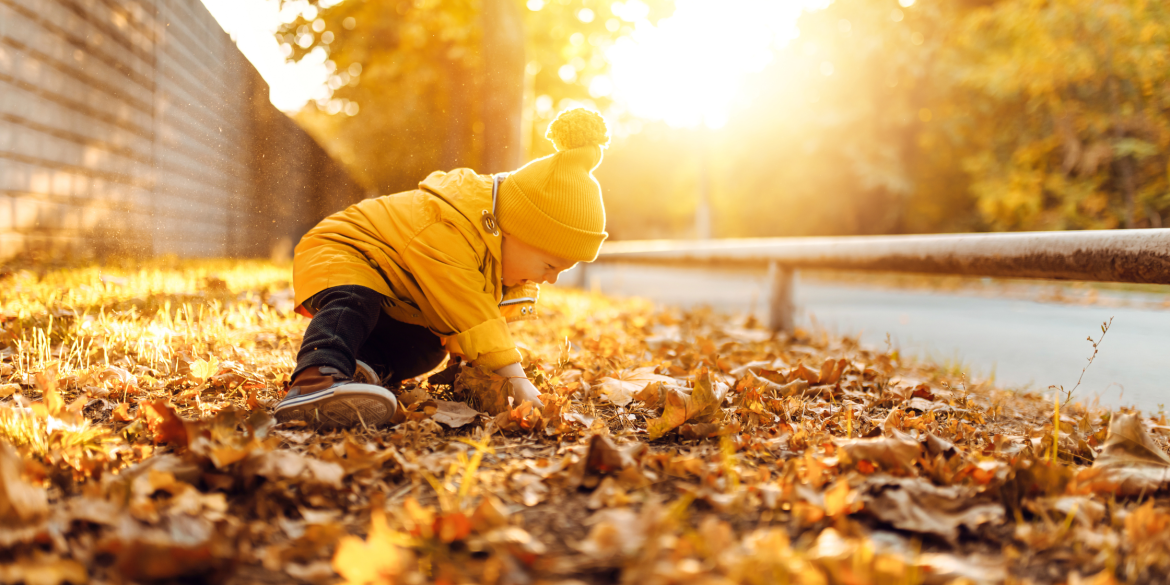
left=557, top=264, right=1170, bottom=414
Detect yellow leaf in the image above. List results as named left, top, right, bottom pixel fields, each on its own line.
left=189, top=357, right=221, bottom=383
left=333, top=508, right=413, bottom=584
left=34, top=364, right=63, bottom=416
left=597, top=367, right=676, bottom=407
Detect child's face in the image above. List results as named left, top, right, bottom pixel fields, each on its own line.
left=501, top=234, right=578, bottom=287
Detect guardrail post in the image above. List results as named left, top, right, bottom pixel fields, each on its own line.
left=767, top=261, right=795, bottom=333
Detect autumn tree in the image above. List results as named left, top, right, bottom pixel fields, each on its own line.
left=276, top=0, right=672, bottom=195
left=664, top=0, right=1169, bottom=239
left=947, top=0, right=1170, bottom=230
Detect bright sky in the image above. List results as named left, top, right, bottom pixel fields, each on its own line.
left=606, top=0, right=822, bottom=128
left=201, top=0, right=824, bottom=123
left=200, top=0, right=332, bottom=112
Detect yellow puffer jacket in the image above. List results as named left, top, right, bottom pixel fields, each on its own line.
left=292, top=169, right=539, bottom=371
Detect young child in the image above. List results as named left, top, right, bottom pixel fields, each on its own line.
left=274, top=108, right=610, bottom=428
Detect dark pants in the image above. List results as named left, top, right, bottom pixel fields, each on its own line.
left=294, top=285, right=447, bottom=386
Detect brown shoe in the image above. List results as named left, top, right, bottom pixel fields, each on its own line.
left=274, top=366, right=397, bottom=428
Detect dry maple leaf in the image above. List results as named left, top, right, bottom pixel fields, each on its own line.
left=860, top=477, right=1004, bottom=543
left=139, top=401, right=190, bottom=447
left=568, top=434, right=647, bottom=489
left=646, top=368, right=723, bottom=441
left=596, top=367, right=676, bottom=407
left=432, top=400, right=482, bottom=429
left=835, top=436, right=921, bottom=474
left=457, top=366, right=512, bottom=415
left=1086, top=412, right=1170, bottom=495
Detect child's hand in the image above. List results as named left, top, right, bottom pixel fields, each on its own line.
left=508, top=377, right=545, bottom=409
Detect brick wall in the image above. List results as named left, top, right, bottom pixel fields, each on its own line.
left=0, top=0, right=366, bottom=261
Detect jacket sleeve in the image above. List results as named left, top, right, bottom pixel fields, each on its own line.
left=401, top=221, right=521, bottom=371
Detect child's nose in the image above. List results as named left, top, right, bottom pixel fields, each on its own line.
left=544, top=270, right=559, bottom=285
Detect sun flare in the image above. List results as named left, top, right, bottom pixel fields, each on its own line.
left=607, top=0, right=822, bottom=129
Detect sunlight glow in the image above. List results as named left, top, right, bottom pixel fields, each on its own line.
left=200, top=0, right=339, bottom=112
left=607, top=0, right=816, bottom=129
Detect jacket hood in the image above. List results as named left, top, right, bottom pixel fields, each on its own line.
left=419, top=169, right=496, bottom=225
left=418, top=168, right=503, bottom=263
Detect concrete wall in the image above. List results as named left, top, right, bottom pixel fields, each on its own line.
left=0, top=0, right=366, bottom=261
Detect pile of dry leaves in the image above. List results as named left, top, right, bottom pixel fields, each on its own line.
left=1, top=259, right=1168, bottom=585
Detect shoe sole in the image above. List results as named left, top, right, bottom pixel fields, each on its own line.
left=273, top=383, right=398, bottom=429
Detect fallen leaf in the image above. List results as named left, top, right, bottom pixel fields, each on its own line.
left=457, top=366, right=512, bottom=415
left=836, top=436, right=922, bottom=473
left=823, top=479, right=860, bottom=518
left=431, top=400, right=482, bottom=428
left=568, top=434, right=647, bottom=489
left=790, top=362, right=820, bottom=384
left=333, top=507, right=416, bottom=584
left=34, top=364, right=64, bottom=416
left=139, top=401, right=190, bottom=447
left=1087, top=412, right=1170, bottom=495
left=0, top=442, right=48, bottom=524
left=112, top=402, right=135, bottom=423
left=597, top=367, right=676, bottom=407
left=861, top=477, right=1004, bottom=543
left=245, top=451, right=345, bottom=488
left=189, top=357, right=221, bottom=383
left=917, top=552, right=1007, bottom=585
left=0, top=552, right=88, bottom=585
left=646, top=368, right=723, bottom=440
left=575, top=507, right=646, bottom=559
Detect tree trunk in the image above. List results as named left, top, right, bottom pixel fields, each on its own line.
left=478, top=0, right=525, bottom=173
left=1108, top=77, right=1137, bottom=228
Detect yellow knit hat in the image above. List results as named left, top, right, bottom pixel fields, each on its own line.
left=497, top=108, right=610, bottom=262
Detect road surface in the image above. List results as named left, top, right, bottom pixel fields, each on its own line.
left=557, top=264, right=1170, bottom=414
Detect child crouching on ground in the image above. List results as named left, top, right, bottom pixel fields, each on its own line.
left=274, top=108, right=610, bottom=428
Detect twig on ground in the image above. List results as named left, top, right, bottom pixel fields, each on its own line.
left=1054, top=316, right=1113, bottom=409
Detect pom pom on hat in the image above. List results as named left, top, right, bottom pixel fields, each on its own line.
left=497, top=108, right=611, bottom=262
left=546, top=108, right=610, bottom=152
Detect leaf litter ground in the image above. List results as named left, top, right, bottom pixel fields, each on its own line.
left=2, top=259, right=1169, bottom=585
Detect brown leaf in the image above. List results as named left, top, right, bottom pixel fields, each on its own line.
left=740, top=371, right=809, bottom=398
left=244, top=451, right=345, bottom=488
left=861, top=477, right=1004, bottom=543
left=836, top=436, right=922, bottom=473
left=0, top=552, right=88, bottom=585
left=431, top=400, right=482, bottom=428
left=646, top=368, right=723, bottom=440
left=790, top=362, right=820, bottom=384
left=111, top=402, right=135, bottom=423
left=1087, top=412, right=1170, bottom=495
left=0, top=442, right=48, bottom=525
left=575, top=507, right=647, bottom=559
left=457, top=366, right=512, bottom=415
left=818, top=358, right=847, bottom=386
left=679, top=422, right=725, bottom=440
left=568, top=434, right=647, bottom=489
left=33, top=364, right=63, bottom=416
left=139, top=400, right=190, bottom=447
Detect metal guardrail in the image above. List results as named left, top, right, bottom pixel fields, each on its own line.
left=591, top=229, right=1170, bottom=332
